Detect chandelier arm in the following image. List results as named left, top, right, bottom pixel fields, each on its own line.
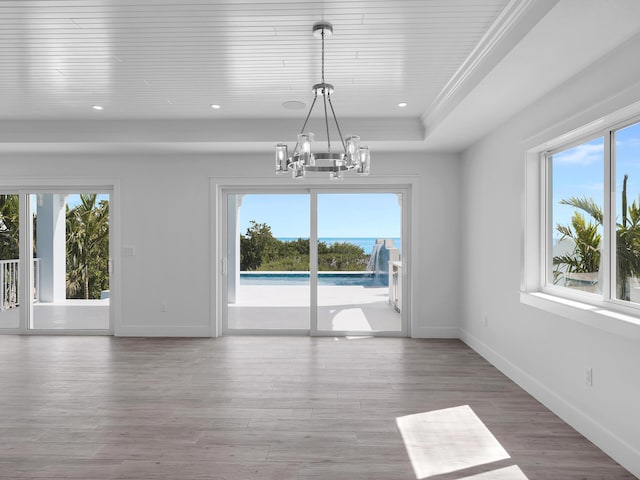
left=327, top=95, right=348, bottom=151
left=322, top=93, right=331, bottom=152
left=298, top=94, right=318, bottom=135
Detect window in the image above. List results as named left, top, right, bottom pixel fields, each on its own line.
left=547, top=137, right=604, bottom=295
left=539, top=117, right=640, bottom=311
left=613, top=122, right=640, bottom=302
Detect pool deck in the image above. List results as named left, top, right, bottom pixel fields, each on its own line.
left=228, top=285, right=401, bottom=332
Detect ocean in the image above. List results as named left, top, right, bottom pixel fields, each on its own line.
left=277, top=237, right=401, bottom=254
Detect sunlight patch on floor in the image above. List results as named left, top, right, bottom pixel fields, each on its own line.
left=396, top=405, right=528, bottom=479
left=458, top=465, right=528, bottom=479
left=330, top=307, right=371, bottom=331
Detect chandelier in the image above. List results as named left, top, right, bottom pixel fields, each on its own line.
left=275, top=22, right=370, bottom=180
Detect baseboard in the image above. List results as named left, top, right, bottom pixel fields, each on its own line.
left=459, top=328, right=640, bottom=478
left=411, top=325, right=459, bottom=338
left=115, top=325, right=213, bottom=337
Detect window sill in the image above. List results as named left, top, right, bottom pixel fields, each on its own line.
left=520, top=291, right=640, bottom=339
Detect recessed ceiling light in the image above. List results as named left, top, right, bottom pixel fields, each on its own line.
left=210, top=104, right=221, bottom=109
left=398, top=102, right=408, bottom=108
left=92, top=105, right=104, bottom=111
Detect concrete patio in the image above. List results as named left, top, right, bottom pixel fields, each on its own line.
left=228, top=285, right=401, bottom=332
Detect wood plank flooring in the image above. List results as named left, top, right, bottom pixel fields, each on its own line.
left=0, top=336, right=634, bottom=479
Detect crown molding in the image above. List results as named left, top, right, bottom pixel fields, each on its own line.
left=421, top=0, right=558, bottom=132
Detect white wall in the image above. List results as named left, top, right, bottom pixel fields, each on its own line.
left=0, top=150, right=461, bottom=338
left=460, top=34, right=640, bottom=476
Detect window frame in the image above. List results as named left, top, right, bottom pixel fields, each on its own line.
left=522, top=106, right=640, bottom=336
left=540, top=133, right=609, bottom=304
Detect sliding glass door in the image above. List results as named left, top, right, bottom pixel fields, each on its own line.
left=223, top=188, right=408, bottom=336
left=0, top=190, right=112, bottom=333
left=315, top=193, right=402, bottom=334
left=0, top=193, right=21, bottom=330
left=0, top=189, right=113, bottom=334
left=225, top=193, right=310, bottom=332
left=28, top=193, right=111, bottom=331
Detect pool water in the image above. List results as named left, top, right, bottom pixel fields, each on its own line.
left=240, top=272, right=388, bottom=286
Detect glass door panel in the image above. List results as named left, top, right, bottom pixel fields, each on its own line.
left=29, top=193, right=110, bottom=331
left=316, top=193, right=403, bottom=334
left=0, top=194, right=21, bottom=329
left=226, top=193, right=310, bottom=332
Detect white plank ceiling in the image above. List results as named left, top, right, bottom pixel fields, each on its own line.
left=1, top=0, right=640, bottom=152
left=0, top=0, right=509, bottom=120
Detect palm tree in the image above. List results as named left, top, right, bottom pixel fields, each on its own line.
left=553, top=209, right=601, bottom=282
left=66, top=194, right=109, bottom=299
left=0, top=194, right=20, bottom=260
left=613, top=175, right=640, bottom=298
left=554, top=175, right=640, bottom=299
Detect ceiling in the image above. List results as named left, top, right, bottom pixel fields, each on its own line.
left=2, top=0, right=640, bottom=154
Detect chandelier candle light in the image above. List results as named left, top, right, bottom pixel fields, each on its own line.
left=275, top=22, right=370, bottom=180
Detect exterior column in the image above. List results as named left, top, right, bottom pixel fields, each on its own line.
left=36, top=194, right=67, bottom=302
left=226, top=194, right=243, bottom=304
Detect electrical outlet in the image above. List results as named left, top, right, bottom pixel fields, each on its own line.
left=161, top=302, right=167, bottom=312
left=484, top=315, right=488, bottom=327
left=585, top=367, right=593, bottom=387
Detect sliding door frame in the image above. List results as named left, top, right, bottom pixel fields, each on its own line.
left=0, top=178, right=120, bottom=335
left=309, top=187, right=410, bottom=337
left=220, top=187, right=311, bottom=336
left=213, top=177, right=415, bottom=337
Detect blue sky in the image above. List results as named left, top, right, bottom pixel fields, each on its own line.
left=552, top=121, right=640, bottom=238
left=238, top=193, right=401, bottom=238
left=66, top=193, right=109, bottom=207
left=28, top=193, right=109, bottom=215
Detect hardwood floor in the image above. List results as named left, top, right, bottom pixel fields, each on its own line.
left=0, top=336, right=634, bottom=479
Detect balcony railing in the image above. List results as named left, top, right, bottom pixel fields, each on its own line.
left=0, top=259, right=40, bottom=311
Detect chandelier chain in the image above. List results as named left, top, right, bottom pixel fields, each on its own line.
left=321, top=28, right=325, bottom=84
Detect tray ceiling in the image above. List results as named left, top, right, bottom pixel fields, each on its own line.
left=0, top=0, right=511, bottom=120
left=2, top=1, right=640, bottom=153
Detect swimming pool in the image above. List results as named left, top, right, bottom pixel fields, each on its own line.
left=240, top=272, right=388, bottom=286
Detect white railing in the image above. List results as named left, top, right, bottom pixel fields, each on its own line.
left=0, top=259, right=40, bottom=311
left=389, top=261, right=402, bottom=313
